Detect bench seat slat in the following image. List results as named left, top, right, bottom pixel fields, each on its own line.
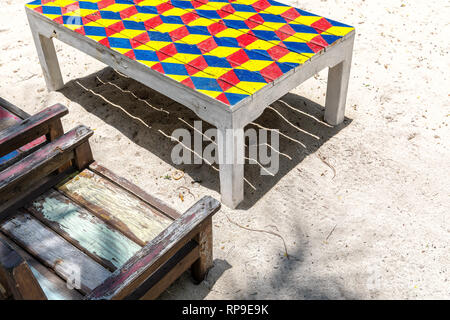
left=0, top=213, right=111, bottom=294
left=0, top=233, right=83, bottom=300
left=58, top=170, right=173, bottom=246
left=27, top=189, right=142, bottom=271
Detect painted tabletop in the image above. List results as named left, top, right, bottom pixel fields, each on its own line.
left=26, top=0, right=354, bottom=106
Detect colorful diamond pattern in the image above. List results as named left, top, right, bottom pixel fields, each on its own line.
left=26, top=0, right=354, bottom=106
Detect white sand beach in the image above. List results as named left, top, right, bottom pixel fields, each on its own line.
left=0, top=0, right=448, bottom=299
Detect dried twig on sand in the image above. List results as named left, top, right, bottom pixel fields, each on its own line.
left=226, top=215, right=289, bottom=259
left=176, top=186, right=195, bottom=199
left=326, top=224, right=337, bottom=241
left=317, top=153, right=336, bottom=179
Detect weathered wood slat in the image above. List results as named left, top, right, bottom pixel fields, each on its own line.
left=86, top=196, right=220, bottom=300
left=0, top=237, right=46, bottom=300
left=0, top=232, right=82, bottom=300
left=27, top=189, right=142, bottom=271
left=0, top=125, right=93, bottom=207
left=89, top=162, right=180, bottom=220
left=0, top=103, right=67, bottom=157
left=0, top=213, right=111, bottom=294
left=58, top=170, right=173, bottom=246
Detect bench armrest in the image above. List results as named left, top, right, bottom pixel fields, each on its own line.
left=0, top=125, right=94, bottom=214
left=0, top=103, right=68, bottom=158
left=86, top=196, right=221, bottom=300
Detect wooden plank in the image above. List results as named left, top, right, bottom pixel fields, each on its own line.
left=0, top=125, right=93, bottom=207
left=58, top=170, right=173, bottom=246
left=0, top=213, right=111, bottom=294
left=0, top=103, right=67, bottom=157
left=89, top=162, right=180, bottom=220
left=0, top=232, right=82, bottom=300
left=27, top=189, right=142, bottom=271
left=86, top=196, right=220, bottom=300
left=0, top=237, right=46, bottom=300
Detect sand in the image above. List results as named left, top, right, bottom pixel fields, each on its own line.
left=0, top=0, right=449, bottom=299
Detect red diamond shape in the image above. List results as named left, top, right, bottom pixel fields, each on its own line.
left=219, top=70, right=241, bottom=87
left=217, top=79, right=233, bottom=91
left=131, top=32, right=150, bottom=48
left=181, top=77, right=195, bottom=89
left=221, top=4, right=235, bottom=15
left=34, top=6, right=43, bottom=14
left=280, top=7, right=301, bottom=20
left=181, top=11, right=198, bottom=25
left=189, top=56, right=208, bottom=71
left=108, top=21, right=125, bottom=33
left=197, top=37, right=218, bottom=53
left=248, top=13, right=264, bottom=25
left=244, top=19, right=260, bottom=30
left=145, top=16, right=163, bottom=29
left=217, top=9, right=232, bottom=19
left=119, top=6, right=138, bottom=19
left=216, top=93, right=230, bottom=105
left=124, top=49, right=136, bottom=60
left=97, top=0, right=115, bottom=10
left=105, top=22, right=123, bottom=37
left=252, top=0, right=272, bottom=11
left=160, top=43, right=178, bottom=57
left=307, top=35, right=328, bottom=52
left=227, top=49, right=249, bottom=67
left=192, top=1, right=204, bottom=8
left=260, top=62, right=283, bottom=82
left=98, top=37, right=110, bottom=48
left=156, top=2, right=173, bottom=14
left=267, top=45, right=289, bottom=60
left=236, top=33, right=257, bottom=47
left=311, top=18, right=333, bottom=33
left=53, top=16, right=63, bottom=24
left=208, top=22, right=227, bottom=36
left=151, top=62, right=164, bottom=73
left=278, top=24, right=296, bottom=37
left=169, top=26, right=190, bottom=41
left=74, top=26, right=85, bottom=35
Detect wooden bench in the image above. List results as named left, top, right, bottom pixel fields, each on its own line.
left=0, top=99, right=220, bottom=300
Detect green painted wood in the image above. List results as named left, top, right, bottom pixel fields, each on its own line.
left=27, top=189, right=142, bottom=271
left=58, top=170, right=173, bottom=245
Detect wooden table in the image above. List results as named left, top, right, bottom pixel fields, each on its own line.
left=25, top=0, right=355, bottom=208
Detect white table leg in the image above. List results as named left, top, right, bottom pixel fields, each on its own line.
left=324, top=37, right=355, bottom=125
left=217, top=126, right=244, bottom=209
left=27, top=13, right=64, bottom=92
